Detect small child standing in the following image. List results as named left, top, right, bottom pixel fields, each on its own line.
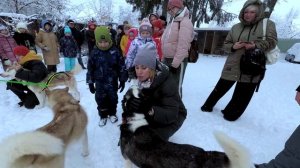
left=124, top=28, right=138, bottom=56
left=59, top=26, right=78, bottom=71
left=152, top=19, right=164, bottom=61
left=86, top=26, right=128, bottom=127
left=125, top=19, right=157, bottom=79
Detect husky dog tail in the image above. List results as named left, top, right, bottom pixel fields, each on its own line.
left=214, top=131, right=254, bottom=168
left=0, top=131, right=64, bottom=167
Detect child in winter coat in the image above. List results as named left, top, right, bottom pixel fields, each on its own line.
left=59, top=26, right=79, bottom=71
left=0, top=24, right=18, bottom=71
left=125, top=19, right=157, bottom=79
left=86, top=26, right=128, bottom=127
left=152, top=19, right=164, bottom=61
left=13, top=22, right=37, bottom=53
left=124, top=28, right=138, bottom=56
left=85, top=21, right=96, bottom=57
left=120, top=24, right=131, bottom=57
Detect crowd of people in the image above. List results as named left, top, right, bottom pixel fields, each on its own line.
left=0, top=0, right=299, bottom=166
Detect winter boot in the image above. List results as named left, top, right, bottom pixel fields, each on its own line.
left=99, top=118, right=108, bottom=127
left=201, top=105, right=213, bottom=112
left=109, top=115, right=118, bottom=123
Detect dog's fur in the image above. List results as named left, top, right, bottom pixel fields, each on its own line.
left=120, top=88, right=253, bottom=168
left=0, top=63, right=81, bottom=108
left=0, top=88, right=89, bottom=168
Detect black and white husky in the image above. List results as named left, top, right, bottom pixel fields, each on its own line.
left=120, top=87, right=254, bottom=168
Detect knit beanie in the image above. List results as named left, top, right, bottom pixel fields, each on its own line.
left=133, top=43, right=157, bottom=70
left=94, top=26, right=112, bottom=50
left=13, top=46, right=30, bottom=56
left=64, top=26, right=72, bottom=34
left=16, top=22, right=28, bottom=30
left=139, top=18, right=153, bottom=35
left=167, top=0, right=184, bottom=9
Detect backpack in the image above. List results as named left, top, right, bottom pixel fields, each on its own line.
left=178, top=22, right=199, bottom=63
left=240, top=48, right=266, bottom=76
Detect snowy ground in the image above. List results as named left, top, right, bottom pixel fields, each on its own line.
left=0, top=54, right=299, bottom=167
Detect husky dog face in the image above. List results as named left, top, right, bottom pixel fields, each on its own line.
left=45, top=87, right=79, bottom=108
left=121, top=87, right=142, bottom=120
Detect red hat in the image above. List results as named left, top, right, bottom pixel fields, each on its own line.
left=152, top=19, right=163, bottom=29
left=13, top=46, right=30, bottom=56
left=167, top=0, right=184, bottom=9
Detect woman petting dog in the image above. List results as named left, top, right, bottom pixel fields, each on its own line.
left=6, top=46, right=48, bottom=109
left=124, top=43, right=187, bottom=141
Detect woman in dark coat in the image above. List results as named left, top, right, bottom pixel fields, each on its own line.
left=201, top=0, right=278, bottom=121
left=124, top=43, right=187, bottom=140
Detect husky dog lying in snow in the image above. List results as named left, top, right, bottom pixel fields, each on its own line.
left=119, top=87, right=254, bottom=168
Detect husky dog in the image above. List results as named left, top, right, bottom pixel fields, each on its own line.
left=120, top=88, right=254, bottom=168
left=0, top=88, right=89, bottom=168
left=0, top=63, right=81, bottom=108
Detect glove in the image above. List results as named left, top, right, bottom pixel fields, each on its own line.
left=127, top=67, right=136, bottom=81
left=88, top=83, right=96, bottom=94
left=126, top=96, right=151, bottom=114
left=169, top=66, right=177, bottom=73
left=118, top=81, right=125, bottom=93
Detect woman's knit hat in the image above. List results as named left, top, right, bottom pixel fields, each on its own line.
left=167, top=0, right=184, bottom=9
left=13, top=46, right=30, bottom=56
left=133, top=43, right=157, bottom=70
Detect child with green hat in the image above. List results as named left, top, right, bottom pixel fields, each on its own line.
left=86, top=26, right=128, bottom=127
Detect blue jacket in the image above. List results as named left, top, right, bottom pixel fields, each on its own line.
left=86, top=46, right=128, bottom=84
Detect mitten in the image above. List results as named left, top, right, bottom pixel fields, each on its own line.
left=118, top=81, right=125, bottom=93
left=169, top=66, right=177, bottom=73
left=127, top=67, right=136, bottom=81
left=126, top=96, right=151, bottom=114
left=88, top=83, right=96, bottom=94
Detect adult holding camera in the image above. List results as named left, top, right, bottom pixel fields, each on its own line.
left=200, top=0, right=278, bottom=121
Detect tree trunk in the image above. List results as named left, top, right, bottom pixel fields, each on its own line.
left=161, top=0, right=168, bottom=18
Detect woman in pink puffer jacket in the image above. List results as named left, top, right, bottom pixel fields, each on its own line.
left=161, top=0, right=194, bottom=98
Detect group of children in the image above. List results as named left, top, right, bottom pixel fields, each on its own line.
left=86, top=17, right=166, bottom=127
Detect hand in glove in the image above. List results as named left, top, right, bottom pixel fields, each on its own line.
left=126, top=96, right=151, bottom=114
left=88, top=83, right=96, bottom=94
left=169, top=66, right=177, bottom=73
left=127, top=67, right=136, bottom=81
left=118, top=81, right=125, bottom=93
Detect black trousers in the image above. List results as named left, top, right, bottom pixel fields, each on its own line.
left=202, top=78, right=257, bottom=121
left=7, top=80, right=39, bottom=109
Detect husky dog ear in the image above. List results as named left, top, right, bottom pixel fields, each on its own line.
left=64, top=87, right=69, bottom=92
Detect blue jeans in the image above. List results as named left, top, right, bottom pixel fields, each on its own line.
left=64, top=57, right=76, bottom=71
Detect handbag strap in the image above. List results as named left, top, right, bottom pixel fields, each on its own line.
left=262, top=18, right=268, bottom=40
